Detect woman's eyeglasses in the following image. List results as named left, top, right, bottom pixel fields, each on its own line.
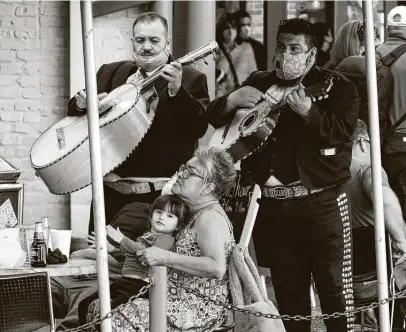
left=177, top=164, right=204, bottom=179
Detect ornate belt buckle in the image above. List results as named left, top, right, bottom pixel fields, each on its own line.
left=268, top=186, right=291, bottom=199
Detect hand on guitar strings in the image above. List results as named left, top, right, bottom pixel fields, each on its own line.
left=74, top=90, right=108, bottom=111
left=285, top=83, right=312, bottom=119
left=227, top=86, right=264, bottom=110
left=161, top=61, right=182, bottom=97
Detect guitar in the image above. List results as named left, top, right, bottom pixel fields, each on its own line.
left=30, top=41, right=219, bottom=195
left=209, top=76, right=335, bottom=162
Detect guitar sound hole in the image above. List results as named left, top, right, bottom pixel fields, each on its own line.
left=239, top=112, right=258, bottom=133
left=99, top=101, right=117, bottom=118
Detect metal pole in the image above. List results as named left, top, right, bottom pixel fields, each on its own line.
left=149, top=266, right=167, bottom=332
left=80, top=1, right=112, bottom=331
left=362, top=1, right=391, bottom=331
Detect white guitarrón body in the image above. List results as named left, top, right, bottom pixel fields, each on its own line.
left=30, top=85, right=153, bottom=194
left=30, top=39, right=219, bottom=195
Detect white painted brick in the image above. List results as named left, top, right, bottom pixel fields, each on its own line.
left=23, top=112, right=41, bottom=123
left=41, top=64, right=68, bottom=77
left=41, top=76, right=66, bottom=87
left=0, top=100, right=14, bottom=110
left=0, top=50, right=15, bottom=61
left=39, top=16, right=67, bottom=27
left=16, top=146, right=31, bottom=157
left=18, top=75, right=39, bottom=87
left=0, top=63, right=20, bottom=74
left=25, top=17, right=38, bottom=28
left=40, top=3, right=68, bottom=17
left=21, top=135, right=38, bottom=146
left=0, top=86, right=20, bottom=98
left=15, top=122, right=37, bottom=134
left=17, top=50, right=40, bottom=61
left=0, top=110, right=24, bottom=122
left=0, top=149, right=14, bottom=158
left=0, top=122, right=14, bottom=133
left=15, top=99, right=40, bottom=111
left=40, top=37, right=67, bottom=48
left=0, top=3, right=14, bottom=16
left=1, top=38, right=25, bottom=50
left=102, top=38, right=128, bottom=49
left=24, top=62, right=39, bottom=75
left=0, top=28, right=13, bottom=38
left=0, top=17, right=25, bottom=27
left=1, top=133, right=22, bottom=145
left=14, top=28, right=39, bottom=39
left=15, top=4, right=37, bottom=17
left=0, top=75, right=18, bottom=86
left=126, top=6, right=144, bottom=18
left=22, top=87, right=41, bottom=99
left=40, top=86, right=65, bottom=97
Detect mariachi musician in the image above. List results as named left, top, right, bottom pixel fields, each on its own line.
left=208, top=19, right=359, bottom=332
left=68, top=12, right=209, bottom=232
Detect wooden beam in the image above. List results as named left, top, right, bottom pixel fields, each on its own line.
left=92, top=1, right=152, bottom=18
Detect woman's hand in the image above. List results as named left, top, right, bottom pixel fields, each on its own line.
left=106, top=225, right=124, bottom=245
left=86, top=231, right=115, bottom=253
left=137, top=246, right=169, bottom=266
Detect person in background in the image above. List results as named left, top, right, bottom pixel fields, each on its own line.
left=208, top=18, right=359, bottom=332
left=234, top=9, right=267, bottom=70
left=312, top=22, right=334, bottom=66
left=347, top=119, right=406, bottom=328
left=215, top=13, right=257, bottom=98
left=376, top=6, right=406, bottom=220
left=67, top=12, right=209, bottom=233
left=325, top=20, right=393, bottom=132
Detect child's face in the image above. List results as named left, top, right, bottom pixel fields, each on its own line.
left=150, top=208, right=179, bottom=234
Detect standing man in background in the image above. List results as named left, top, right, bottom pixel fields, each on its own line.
left=234, top=9, right=266, bottom=70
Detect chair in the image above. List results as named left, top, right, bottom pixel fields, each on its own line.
left=351, top=227, right=406, bottom=331
left=214, top=180, right=263, bottom=331
left=0, top=272, right=55, bottom=332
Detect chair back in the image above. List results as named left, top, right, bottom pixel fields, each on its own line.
left=0, top=272, right=55, bottom=332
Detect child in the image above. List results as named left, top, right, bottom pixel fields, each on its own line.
left=78, top=195, right=189, bottom=324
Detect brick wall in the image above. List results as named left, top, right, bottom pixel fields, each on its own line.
left=246, top=1, right=264, bottom=44
left=0, top=1, right=70, bottom=229
left=93, top=5, right=147, bottom=70
left=0, top=2, right=147, bottom=230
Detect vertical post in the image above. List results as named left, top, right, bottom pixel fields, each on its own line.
left=80, top=1, right=112, bottom=331
left=265, top=1, right=286, bottom=70
left=151, top=1, right=173, bottom=40
left=149, top=266, right=167, bottom=332
left=362, top=1, right=391, bottom=331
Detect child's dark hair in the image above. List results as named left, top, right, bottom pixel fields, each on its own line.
left=149, top=195, right=190, bottom=234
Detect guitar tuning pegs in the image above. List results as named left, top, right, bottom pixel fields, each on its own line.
left=192, top=60, right=197, bottom=69
left=318, top=95, right=323, bottom=101
left=324, top=94, right=329, bottom=99
left=212, top=51, right=218, bottom=61
left=203, top=58, right=208, bottom=65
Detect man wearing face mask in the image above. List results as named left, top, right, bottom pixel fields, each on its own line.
left=208, top=18, right=359, bottom=332
left=67, top=12, right=209, bottom=234
left=234, top=10, right=266, bottom=71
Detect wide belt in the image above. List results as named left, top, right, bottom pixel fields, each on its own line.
left=111, top=180, right=167, bottom=195
left=262, top=184, right=335, bottom=200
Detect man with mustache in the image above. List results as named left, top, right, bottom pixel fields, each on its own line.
left=52, top=12, right=209, bottom=330
left=208, top=18, right=359, bottom=332
left=68, top=11, right=209, bottom=234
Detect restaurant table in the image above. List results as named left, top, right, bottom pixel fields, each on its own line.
left=0, top=258, right=97, bottom=277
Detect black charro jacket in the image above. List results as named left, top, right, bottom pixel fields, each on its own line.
left=207, top=66, right=359, bottom=189
left=68, top=57, right=209, bottom=178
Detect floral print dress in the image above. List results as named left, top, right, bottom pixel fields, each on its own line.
left=86, top=205, right=235, bottom=332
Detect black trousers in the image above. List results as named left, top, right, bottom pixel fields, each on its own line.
left=78, top=277, right=149, bottom=326
left=253, top=185, right=353, bottom=332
